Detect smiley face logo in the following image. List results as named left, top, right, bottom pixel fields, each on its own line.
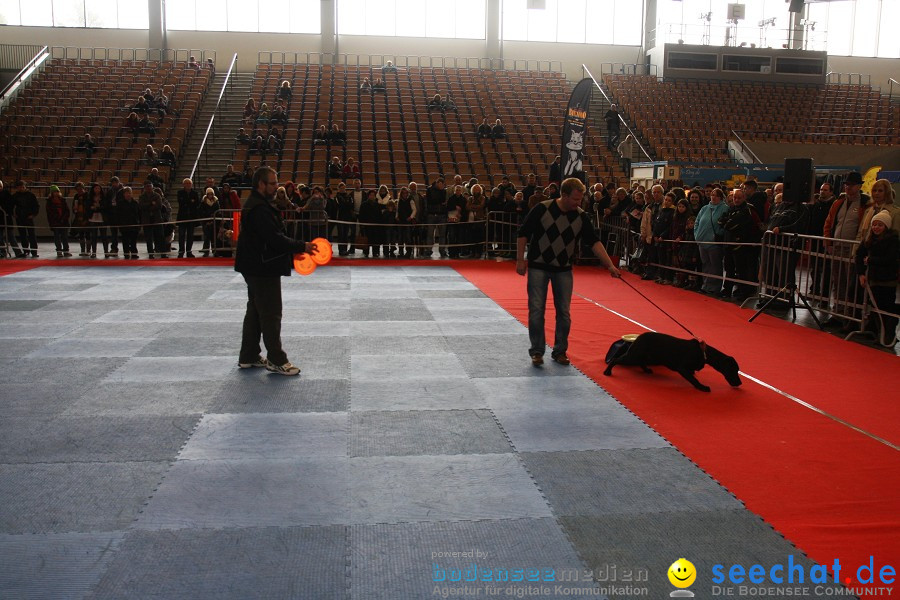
left=668, top=558, right=697, bottom=588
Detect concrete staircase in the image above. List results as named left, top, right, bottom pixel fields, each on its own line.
left=590, top=87, right=654, bottom=167
left=169, top=71, right=254, bottom=204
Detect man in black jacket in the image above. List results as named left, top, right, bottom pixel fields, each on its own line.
left=13, top=181, right=39, bottom=257
left=718, top=188, right=762, bottom=300
left=176, top=178, right=200, bottom=258
left=235, top=166, right=314, bottom=376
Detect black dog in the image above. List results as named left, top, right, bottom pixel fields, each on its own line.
left=603, top=332, right=742, bottom=392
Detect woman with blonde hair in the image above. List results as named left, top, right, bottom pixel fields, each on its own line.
left=858, top=179, right=900, bottom=240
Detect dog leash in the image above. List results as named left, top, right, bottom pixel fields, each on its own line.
left=617, top=276, right=699, bottom=340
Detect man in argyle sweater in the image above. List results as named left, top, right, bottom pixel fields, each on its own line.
left=517, top=178, right=621, bottom=367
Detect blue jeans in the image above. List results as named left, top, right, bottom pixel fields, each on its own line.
left=527, top=267, right=573, bottom=357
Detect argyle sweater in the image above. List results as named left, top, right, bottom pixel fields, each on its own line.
left=517, top=199, right=599, bottom=272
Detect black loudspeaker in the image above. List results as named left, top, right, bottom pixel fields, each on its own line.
left=788, top=0, right=805, bottom=13
left=784, top=158, right=814, bottom=203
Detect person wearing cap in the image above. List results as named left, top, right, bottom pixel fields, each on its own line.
left=45, top=185, right=71, bottom=257
left=855, top=209, right=899, bottom=345
left=823, top=171, right=871, bottom=328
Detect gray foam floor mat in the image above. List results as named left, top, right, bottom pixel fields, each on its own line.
left=88, top=526, right=349, bottom=600
left=350, top=409, right=512, bottom=457
left=0, top=533, right=125, bottom=600
left=0, top=265, right=814, bottom=599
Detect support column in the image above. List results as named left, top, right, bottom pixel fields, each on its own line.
left=322, top=0, right=336, bottom=61
left=487, top=0, right=501, bottom=67
left=644, top=0, right=658, bottom=52
left=149, top=0, right=165, bottom=51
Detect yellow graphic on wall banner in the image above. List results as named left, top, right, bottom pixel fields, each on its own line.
left=862, top=166, right=881, bottom=195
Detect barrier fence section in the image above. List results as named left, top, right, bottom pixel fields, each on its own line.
left=596, top=218, right=896, bottom=344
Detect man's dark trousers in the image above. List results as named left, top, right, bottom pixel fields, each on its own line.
left=240, top=274, right=288, bottom=366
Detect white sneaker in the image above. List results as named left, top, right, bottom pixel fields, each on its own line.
left=238, top=356, right=271, bottom=369
left=266, top=361, right=301, bottom=376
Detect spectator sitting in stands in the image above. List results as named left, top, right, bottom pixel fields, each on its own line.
left=235, top=128, right=250, bottom=144
left=477, top=118, right=492, bottom=139
left=255, top=103, right=270, bottom=123
left=243, top=98, right=257, bottom=122
left=221, top=164, right=243, bottom=188
left=382, top=60, right=398, bottom=74
left=75, top=133, right=96, bottom=157
left=137, top=113, right=156, bottom=134
left=156, top=88, right=170, bottom=117
left=147, top=167, right=165, bottom=193
left=250, top=135, right=266, bottom=154
left=314, top=125, right=329, bottom=145
left=206, top=58, right=215, bottom=75
left=360, top=78, right=372, bottom=92
left=143, top=144, right=159, bottom=165
left=372, top=78, right=386, bottom=92
left=267, top=135, right=281, bottom=154
left=133, top=96, right=150, bottom=113
left=342, top=157, right=361, bottom=180
left=427, top=94, right=443, bottom=111
left=241, top=165, right=254, bottom=186
left=160, top=145, right=176, bottom=167
left=278, top=80, right=293, bottom=100
left=491, top=119, right=506, bottom=139
left=270, top=105, right=287, bottom=125
left=188, top=56, right=201, bottom=70
left=142, top=88, right=155, bottom=106
left=126, top=111, right=140, bottom=134
left=328, top=124, right=346, bottom=145
left=327, top=156, right=344, bottom=179
left=442, top=95, right=457, bottom=112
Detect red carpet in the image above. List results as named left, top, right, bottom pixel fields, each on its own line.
left=454, top=261, right=900, bottom=588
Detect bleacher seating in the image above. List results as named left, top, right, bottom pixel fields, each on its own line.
left=0, top=58, right=211, bottom=187
left=236, top=63, right=626, bottom=189
left=603, top=74, right=900, bottom=164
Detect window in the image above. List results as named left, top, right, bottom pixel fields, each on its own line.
left=166, top=0, right=319, bottom=33
left=877, top=0, right=899, bottom=58
left=52, top=0, right=85, bottom=27
left=851, top=0, right=877, bottom=57
left=504, top=0, right=641, bottom=45
left=20, top=0, right=52, bottom=26
left=0, top=0, right=21, bottom=25
left=84, top=0, right=117, bottom=28
left=337, top=0, right=485, bottom=39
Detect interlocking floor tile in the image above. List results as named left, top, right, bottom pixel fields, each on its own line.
left=88, top=526, right=349, bottom=600
left=352, top=519, right=600, bottom=600
left=181, top=413, right=348, bottom=460
left=562, top=510, right=822, bottom=600
left=348, top=454, right=551, bottom=523
left=350, top=379, right=488, bottom=411
left=0, top=532, right=125, bottom=600
left=63, top=381, right=222, bottom=416
left=521, top=449, right=741, bottom=517
left=350, top=410, right=511, bottom=457
left=350, top=335, right=450, bottom=355
left=103, top=356, right=236, bottom=383
left=134, top=458, right=350, bottom=530
left=27, top=337, right=152, bottom=358
left=211, top=377, right=350, bottom=413
left=352, top=354, right=468, bottom=381
left=0, top=415, right=199, bottom=463
left=0, top=462, right=171, bottom=534
left=493, top=404, right=669, bottom=452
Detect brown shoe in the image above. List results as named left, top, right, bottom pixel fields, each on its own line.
left=551, top=352, right=570, bottom=366
left=531, top=354, right=544, bottom=367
